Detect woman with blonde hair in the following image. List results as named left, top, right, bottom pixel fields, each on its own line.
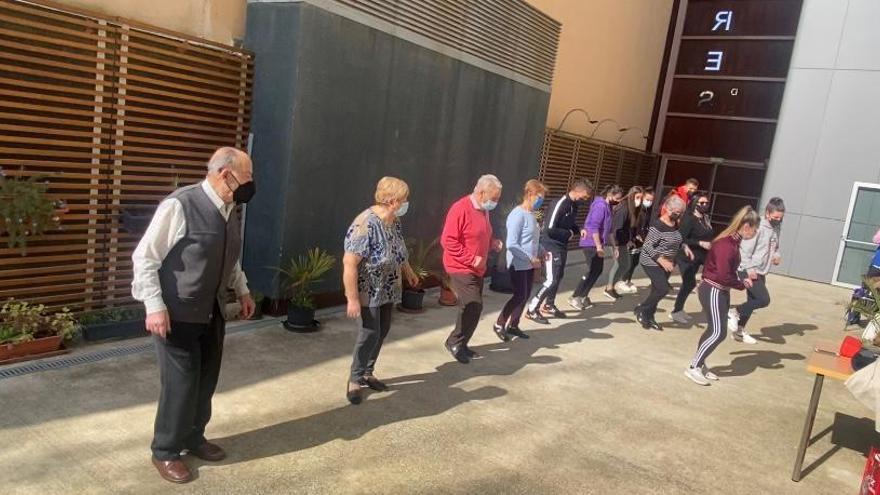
left=343, top=176, right=419, bottom=404
left=493, top=179, right=547, bottom=341
left=684, top=206, right=761, bottom=386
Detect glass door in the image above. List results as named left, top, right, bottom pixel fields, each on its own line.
left=833, top=182, right=880, bottom=287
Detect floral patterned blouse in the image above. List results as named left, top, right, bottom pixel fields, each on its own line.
left=344, top=208, right=409, bottom=307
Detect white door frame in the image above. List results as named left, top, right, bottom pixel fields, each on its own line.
left=831, top=181, right=880, bottom=288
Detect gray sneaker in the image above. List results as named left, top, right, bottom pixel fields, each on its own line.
left=684, top=366, right=710, bottom=386
left=568, top=297, right=586, bottom=311
left=670, top=311, right=691, bottom=325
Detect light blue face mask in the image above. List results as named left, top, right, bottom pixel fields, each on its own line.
left=532, top=196, right=544, bottom=210
left=482, top=200, right=498, bottom=211
left=395, top=201, right=409, bottom=217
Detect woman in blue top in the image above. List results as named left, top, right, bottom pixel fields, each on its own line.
left=570, top=184, right=624, bottom=310
left=493, top=179, right=547, bottom=342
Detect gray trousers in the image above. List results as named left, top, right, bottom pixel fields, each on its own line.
left=350, top=303, right=393, bottom=380
left=152, top=307, right=225, bottom=461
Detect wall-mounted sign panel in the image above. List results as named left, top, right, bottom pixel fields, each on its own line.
left=661, top=117, right=776, bottom=163
left=675, top=40, right=794, bottom=78
left=683, top=0, right=801, bottom=36
left=667, top=79, right=785, bottom=119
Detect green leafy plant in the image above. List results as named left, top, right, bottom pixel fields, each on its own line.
left=252, top=291, right=265, bottom=303
left=275, top=248, right=336, bottom=310
left=405, top=237, right=440, bottom=289
left=0, top=172, right=64, bottom=250
left=0, top=300, right=79, bottom=345
left=78, top=307, right=145, bottom=326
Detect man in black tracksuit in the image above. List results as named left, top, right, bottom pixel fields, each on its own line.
left=526, top=179, right=593, bottom=323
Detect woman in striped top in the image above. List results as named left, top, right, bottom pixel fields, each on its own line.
left=685, top=206, right=760, bottom=386
left=634, top=195, right=692, bottom=331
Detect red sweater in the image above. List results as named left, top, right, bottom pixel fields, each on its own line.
left=671, top=185, right=692, bottom=206
left=441, top=195, right=492, bottom=276
left=701, top=233, right=745, bottom=291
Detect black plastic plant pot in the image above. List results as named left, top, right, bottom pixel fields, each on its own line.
left=401, top=288, right=426, bottom=310
left=82, top=320, right=146, bottom=342
left=284, top=306, right=320, bottom=333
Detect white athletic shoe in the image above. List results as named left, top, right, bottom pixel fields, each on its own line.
left=670, top=311, right=692, bottom=325
left=739, top=330, right=758, bottom=345
left=701, top=365, right=719, bottom=381
left=727, top=309, right=740, bottom=333
left=614, top=281, right=631, bottom=294
left=684, top=367, right=710, bottom=386
left=568, top=297, right=586, bottom=311
left=624, top=282, right=638, bottom=294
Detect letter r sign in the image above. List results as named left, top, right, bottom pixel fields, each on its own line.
left=713, top=11, right=733, bottom=31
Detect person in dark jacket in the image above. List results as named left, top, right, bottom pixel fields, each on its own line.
left=603, top=186, right=643, bottom=300
left=685, top=206, right=760, bottom=386
left=526, top=179, right=593, bottom=322
left=670, top=193, right=714, bottom=324
left=618, top=187, right=655, bottom=293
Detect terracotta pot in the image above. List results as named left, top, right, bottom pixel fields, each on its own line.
left=0, top=335, right=63, bottom=361
left=439, top=286, right=458, bottom=306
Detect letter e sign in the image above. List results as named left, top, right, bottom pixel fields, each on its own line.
left=705, top=51, right=723, bottom=71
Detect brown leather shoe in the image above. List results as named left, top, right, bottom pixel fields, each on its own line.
left=151, top=457, right=192, bottom=484
left=189, top=441, right=227, bottom=462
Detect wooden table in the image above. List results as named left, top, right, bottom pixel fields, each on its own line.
left=791, top=341, right=855, bottom=482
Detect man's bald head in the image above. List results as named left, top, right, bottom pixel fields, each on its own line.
left=207, top=147, right=252, bottom=178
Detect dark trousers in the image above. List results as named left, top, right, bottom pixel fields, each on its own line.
left=635, top=264, right=671, bottom=321
left=498, top=267, right=535, bottom=328
left=620, top=250, right=640, bottom=283
left=350, top=303, right=393, bottom=381
left=572, top=247, right=605, bottom=298
left=736, top=274, right=770, bottom=328
left=691, top=283, right=730, bottom=368
left=529, top=244, right=567, bottom=311
left=673, top=260, right=704, bottom=313
left=446, top=273, right=484, bottom=348
left=152, top=309, right=225, bottom=461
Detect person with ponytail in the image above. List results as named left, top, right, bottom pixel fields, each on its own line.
left=670, top=192, right=714, bottom=324
left=619, top=187, right=655, bottom=292
left=569, top=184, right=624, bottom=310
left=604, top=186, right=644, bottom=300
left=684, top=206, right=760, bottom=386
left=494, top=179, right=547, bottom=342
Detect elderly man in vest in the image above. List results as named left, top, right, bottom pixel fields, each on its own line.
left=132, top=147, right=256, bottom=483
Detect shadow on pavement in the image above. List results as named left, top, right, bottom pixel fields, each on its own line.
left=800, top=413, right=880, bottom=479
left=755, top=323, right=819, bottom=345
left=710, top=350, right=806, bottom=377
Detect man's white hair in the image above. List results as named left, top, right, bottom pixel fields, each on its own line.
left=664, top=194, right=686, bottom=212
left=473, top=174, right=502, bottom=193
left=207, top=147, right=246, bottom=173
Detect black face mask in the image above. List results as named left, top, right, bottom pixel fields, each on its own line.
left=696, top=204, right=710, bottom=214
left=769, top=218, right=782, bottom=228
left=669, top=212, right=682, bottom=222
left=227, top=173, right=256, bottom=205
left=608, top=199, right=619, bottom=207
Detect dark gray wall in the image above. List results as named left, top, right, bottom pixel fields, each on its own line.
left=243, top=2, right=550, bottom=295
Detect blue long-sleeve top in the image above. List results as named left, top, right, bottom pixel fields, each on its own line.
left=505, top=206, right=540, bottom=271
left=580, top=197, right=612, bottom=248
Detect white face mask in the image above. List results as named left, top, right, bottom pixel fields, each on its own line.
left=643, top=200, right=653, bottom=208
left=634, top=199, right=642, bottom=207
left=395, top=201, right=409, bottom=217
left=482, top=200, right=498, bottom=211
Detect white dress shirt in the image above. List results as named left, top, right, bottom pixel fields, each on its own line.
left=131, top=180, right=250, bottom=315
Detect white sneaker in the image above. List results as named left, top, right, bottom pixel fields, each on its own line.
left=624, top=282, right=638, bottom=294
left=670, top=311, right=692, bottom=325
left=739, top=329, right=758, bottom=345
left=568, top=297, right=586, bottom=311
left=727, top=309, right=740, bottom=332
left=701, top=365, right=719, bottom=381
left=684, top=367, right=710, bottom=386
left=614, top=282, right=631, bottom=294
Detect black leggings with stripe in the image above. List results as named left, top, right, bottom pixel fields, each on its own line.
left=690, top=283, right=730, bottom=369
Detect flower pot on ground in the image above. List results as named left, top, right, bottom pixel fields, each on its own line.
left=79, top=306, right=146, bottom=342
left=439, top=284, right=458, bottom=306
left=0, top=300, right=79, bottom=363
left=275, top=247, right=336, bottom=331
left=400, top=288, right=426, bottom=312
left=250, top=292, right=265, bottom=320
left=401, top=237, right=439, bottom=312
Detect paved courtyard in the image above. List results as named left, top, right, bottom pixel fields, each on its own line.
left=0, top=270, right=873, bottom=494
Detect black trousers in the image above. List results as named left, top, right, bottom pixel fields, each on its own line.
left=152, top=308, right=225, bottom=461
left=691, top=283, right=730, bottom=368
left=572, top=247, right=605, bottom=298
left=635, top=264, right=671, bottom=321
left=498, top=267, right=535, bottom=328
left=446, top=273, right=484, bottom=348
left=736, top=274, right=770, bottom=328
left=350, top=303, right=393, bottom=381
left=529, top=243, right=567, bottom=311
left=673, top=260, right=704, bottom=313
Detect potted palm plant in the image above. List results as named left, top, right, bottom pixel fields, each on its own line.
left=0, top=300, right=79, bottom=363
left=400, top=237, right=439, bottom=312
left=249, top=291, right=265, bottom=320
left=276, top=247, right=335, bottom=332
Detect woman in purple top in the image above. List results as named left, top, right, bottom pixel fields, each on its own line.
left=569, top=184, right=624, bottom=310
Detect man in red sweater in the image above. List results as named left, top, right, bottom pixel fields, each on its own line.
left=670, top=178, right=699, bottom=206
left=441, top=174, right=504, bottom=364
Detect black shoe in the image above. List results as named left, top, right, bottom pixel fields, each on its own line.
left=362, top=375, right=388, bottom=392
left=524, top=310, right=550, bottom=325
left=347, top=379, right=364, bottom=405
left=445, top=342, right=470, bottom=364
left=492, top=323, right=510, bottom=342
left=634, top=309, right=650, bottom=329
left=507, top=327, right=530, bottom=339
left=647, top=319, right=664, bottom=332
left=603, top=288, right=622, bottom=301
left=463, top=346, right=483, bottom=360
left=542, top=305, right=566, bottom=318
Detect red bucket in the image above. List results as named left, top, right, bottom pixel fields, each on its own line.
left=839, top=335, right=863, bottom=358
